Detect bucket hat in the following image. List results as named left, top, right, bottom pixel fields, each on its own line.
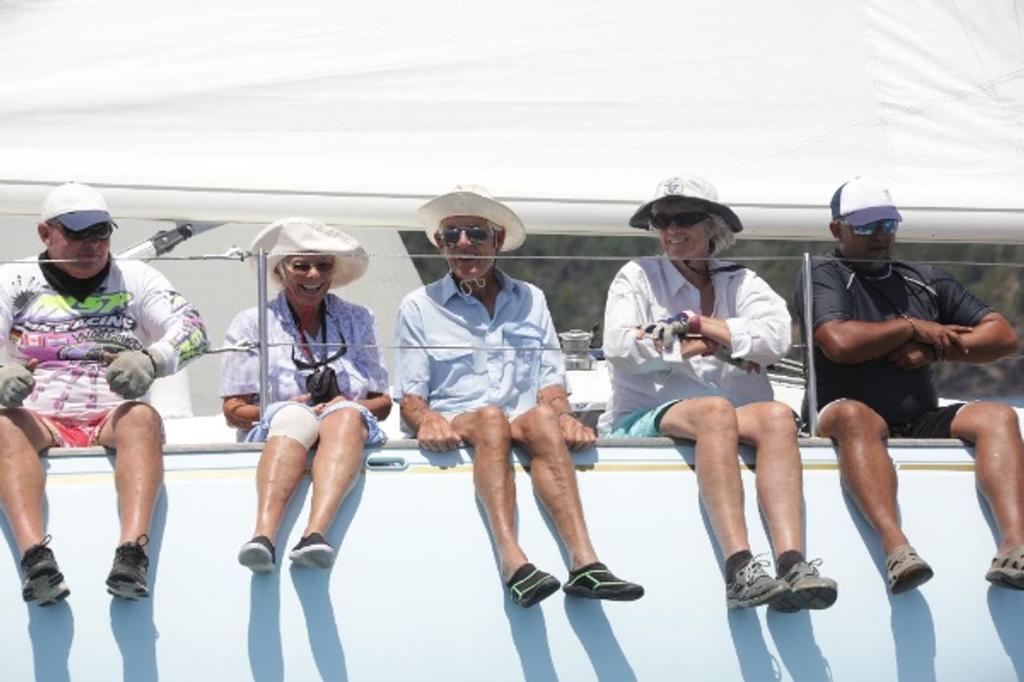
left=629, top=176, right=743, bottom=234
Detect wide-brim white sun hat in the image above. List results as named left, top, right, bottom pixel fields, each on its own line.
left=417, top=184, right=526, bottom=252
left=250, top=217, right=369, bottom=290
left=629, top=175, right=743, bottom=234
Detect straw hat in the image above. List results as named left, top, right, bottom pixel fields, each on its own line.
left=250, top=217, right=368, bottom=289
left=417, top=184, right=526, bottom=252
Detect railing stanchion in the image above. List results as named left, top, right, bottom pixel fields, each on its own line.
left=802, top=252, right=819, bottom=436
left=257, top=249, right=271, bottom=419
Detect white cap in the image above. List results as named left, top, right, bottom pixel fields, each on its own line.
left=40, top=182, right=114, bottom=231
left=830, top=177, right=902, bottom=226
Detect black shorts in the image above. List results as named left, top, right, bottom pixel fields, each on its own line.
left=887, top=403, right=966, bottom=439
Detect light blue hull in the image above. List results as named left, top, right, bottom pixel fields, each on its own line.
left=2, top=439, right=1021, bottom=681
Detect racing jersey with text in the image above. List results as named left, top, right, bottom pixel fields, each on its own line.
left=0, top=259, right=209, bottom=420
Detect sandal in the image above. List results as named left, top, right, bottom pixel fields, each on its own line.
left=563, top=562, right=644, bottom=601
left=507, top=563, right=560, bottom=608
left=886, top=545, right=933, bottom=594
left=985, top=545, right=1024, bottom=590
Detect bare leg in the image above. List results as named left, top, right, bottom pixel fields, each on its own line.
left=452, top=406, right=526, bottom=580
left=251, top=437, right=308, bottom=541
left=96, top=402, right=164, bottom=547
left=818, top=400, right=907, bottom=554
left=510, top=404, right=598, bottom=571
left=303, top=407, right=367, bottom=536
left=0, top=409, right=55, bottom=553
left=659, top=397, right=748, bottom=556
left=951, top=402, right=1024, bottom=551
left=736, top=401, right=804, bottom=556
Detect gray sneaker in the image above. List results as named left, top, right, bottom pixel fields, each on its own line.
left=726, top=556, right=788, bottom=609
left=770, top=559, right=838, bottom=613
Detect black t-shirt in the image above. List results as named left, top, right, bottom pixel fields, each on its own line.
left=794, top=251, right=991, bottom=424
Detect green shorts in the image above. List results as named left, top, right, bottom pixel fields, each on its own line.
left=609, top=400, right=681, bottom=437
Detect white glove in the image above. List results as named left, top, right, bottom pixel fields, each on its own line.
left=106, top=351, right=158, bottom=399
left=0, top=363, right=35, bottom=407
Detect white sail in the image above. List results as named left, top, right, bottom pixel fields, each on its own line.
left=0, top=1, right=1022, bottom=240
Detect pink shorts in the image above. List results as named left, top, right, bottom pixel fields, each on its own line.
left=38, top=412, right=114, bottom=448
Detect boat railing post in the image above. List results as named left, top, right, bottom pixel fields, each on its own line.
left=257, top=249, right=271, bottom=419
left=802, top=252, right=819, bottom=436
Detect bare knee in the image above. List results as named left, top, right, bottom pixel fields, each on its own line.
left=698, top=397, right=738, bottom=434
left=0, top=407, right=37, bottom=435
left=0, top=408, right=48, bottom=451
left=759, top=401, right=799, bottom=439
left=321, top=406, right=363, bottom=432
left=466, top=405, right=511, bottom=449
left=515, top=403, right=561, bottom=443
left=820, top=400, right=887, bottom=441
left=113, top=401, right=163, bottom=432
left=981, top=403, right=1020, bottom=439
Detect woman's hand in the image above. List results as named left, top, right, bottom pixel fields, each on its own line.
left=222, top=394, right=260, bottom=430
left=678, top=336, right=716, bottom=359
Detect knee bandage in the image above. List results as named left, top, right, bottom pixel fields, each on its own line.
left=266, top=404, right=319, bottom=449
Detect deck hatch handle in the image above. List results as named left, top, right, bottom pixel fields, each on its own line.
left=365, top=455, right=409, bottom=471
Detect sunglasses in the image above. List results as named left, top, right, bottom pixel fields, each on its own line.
left=440, top=225, right=491, bottom=246
left=291, top=339, right=347, bottom=368
left=285, top=259, right=336, bottom=274
left=850, top=219, right=899, bottom=236
left=59, top=222, right=114, bottom=241
left=649, top=212, right=709, bottom=230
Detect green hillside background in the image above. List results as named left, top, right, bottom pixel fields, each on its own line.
left=401, top=233, right=1024, bottom=400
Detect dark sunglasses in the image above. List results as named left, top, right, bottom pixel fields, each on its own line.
left=649, top=212, right=709, bottom=230
left=286, top=259, right=335, bottom=274
left=850, top=219, right=899, bottom=236
left=440, top=225, right=491, bottom=246
left=59, top=222, right=114, bottom=241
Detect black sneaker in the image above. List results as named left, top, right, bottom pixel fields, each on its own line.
left=563, top=562, right=645, bottom=601
left=507, top=563, right=561, bottom=608
left=238, top=535, right=276, bottom=573
left=21, top=535, right=70, bottom=607
left=106, top=535, right=150, bottom=600
left=289, top=533, right=334, bottom=568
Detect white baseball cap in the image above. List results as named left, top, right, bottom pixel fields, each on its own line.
left=830, top=177, right=903, bottom=226
left=40, top=182, right=115, bottom=231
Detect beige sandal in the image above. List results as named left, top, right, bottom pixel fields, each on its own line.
left=886, top=545, right=934, bottom=594
left=985, top=545, right=1024, bottom=590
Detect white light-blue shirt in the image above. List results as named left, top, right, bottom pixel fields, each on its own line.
left=393, top=270, right=566, bottom=420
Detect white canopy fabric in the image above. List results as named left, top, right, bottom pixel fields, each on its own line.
left=1, top=0, right=1022, bottom=241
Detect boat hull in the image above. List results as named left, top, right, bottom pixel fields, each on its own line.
left=2, top=439, right=1022, bottom=681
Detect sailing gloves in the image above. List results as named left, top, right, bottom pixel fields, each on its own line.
left=644, top=311, right=701, bottom=352
left=106, top=350, right=159, bottom=399
left=0, top=363, right=35, bottom=407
